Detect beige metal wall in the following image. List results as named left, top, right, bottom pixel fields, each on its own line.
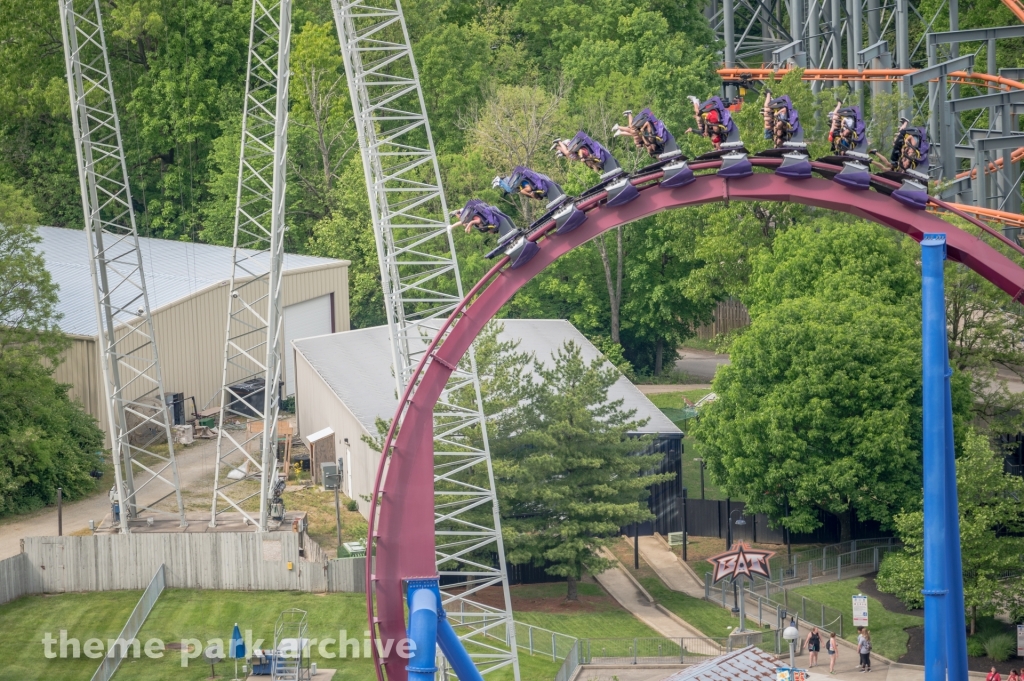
left=293, top=350, right=379, bottom=519
left=53, top=261, right=350, bottom=441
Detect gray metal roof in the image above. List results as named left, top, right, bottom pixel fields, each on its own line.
left=665, top=646, right=783, bottom=680
left=292, top=319, right=682, bottom=437
left=35, top=226, right=340, bottom=337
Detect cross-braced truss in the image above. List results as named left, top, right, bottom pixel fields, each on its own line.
left=210, top=0, right=292, bottom=531
left=331, top=0, right=520, bottom=677
left=59, top=0, right=185, bottom=530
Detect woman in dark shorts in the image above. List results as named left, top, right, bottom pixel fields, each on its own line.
left=806, top=627, right=821, bottom=667
left=827, top=631, right=839, bottom=674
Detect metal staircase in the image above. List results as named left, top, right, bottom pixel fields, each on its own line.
left=272, top=609, right=310, bottom=681
left=58, top=0, right=185, bottom=530
left=331, top=0, right=520, bottom=677
left=210, top=0, right=292, bottom=531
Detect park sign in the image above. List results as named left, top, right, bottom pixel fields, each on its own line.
left=1017, top=624, right=1023, bottom=657
left=852, top=595, right=869, bottom=627
left=708, top=543, right=776, bottom=583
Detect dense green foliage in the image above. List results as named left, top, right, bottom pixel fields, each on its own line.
left=693, top=219, right=973, bottom=537
left=877, top=428, right=1024, bottom=629
left=0, top=187, right=104, bottom=515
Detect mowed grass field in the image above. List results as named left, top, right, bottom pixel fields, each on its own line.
left=0, top=580, right=661, bottom=680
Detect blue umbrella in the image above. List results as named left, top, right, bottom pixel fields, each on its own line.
left=230, top=623, right=245, bottom=680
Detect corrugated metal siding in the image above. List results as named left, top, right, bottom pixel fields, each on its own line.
left=293, top=352, right=379, bottom=518
left=53, top=337, right=101, bottom=424
left=56, top=263, right=349, bottom=440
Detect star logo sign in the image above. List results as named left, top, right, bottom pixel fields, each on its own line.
left=708, top=543, right=776, bottom=583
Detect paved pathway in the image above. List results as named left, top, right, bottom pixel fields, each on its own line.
left=674, top=348, right=730, bottom=382
left=0, top=437, right=218, bottom=559
left=637, top=536, right=706, bottom=599
left=593, top=550, right=709, bottom=640
left=634, top=383, right=713, bottom=395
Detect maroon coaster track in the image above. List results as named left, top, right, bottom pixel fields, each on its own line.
left=365, top=157, right=1024, bottom=681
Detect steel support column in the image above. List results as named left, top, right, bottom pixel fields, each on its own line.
left=921, top=234, right=950, bottom=681
left=331, top=0, right=519, bottom=677
left=210, top=0, right=291, bottom=531
left=59, top=0, right=185, bottom=531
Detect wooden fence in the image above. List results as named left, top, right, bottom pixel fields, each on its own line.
left=694, top=299, right=750, bottom=340
left=0, top=533, right=364, bottom=605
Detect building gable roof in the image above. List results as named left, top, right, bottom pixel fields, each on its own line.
left=292, top=319, right=682, bottom=437
left=35, top=226, right=341, bottom=337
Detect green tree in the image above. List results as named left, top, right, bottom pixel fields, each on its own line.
left=876, top=428, right=1024, bottom=633
left=692, top=220, right=955, bottom=539
left=486, top=337, right=672, bottom=600
left=0, top=186, right=105, bottom=514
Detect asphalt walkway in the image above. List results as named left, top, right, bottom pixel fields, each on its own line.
left=593, top=549, right=710, bottom=641
left=0, top=437, right=217, bottom=559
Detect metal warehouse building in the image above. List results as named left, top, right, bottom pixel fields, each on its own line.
left=38, top=226, right=350, bottom=438
left=291, top=319, right=681, bottom=518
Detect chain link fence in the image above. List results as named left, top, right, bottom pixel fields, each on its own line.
left=89, top=564, right=165, bottom=681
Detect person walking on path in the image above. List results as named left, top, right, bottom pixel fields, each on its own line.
left=987, top=667, right=1002, bottom=681
left=1005, top=669, right=1019, bottom=681
left=826, top=631, right=839, bottom=674
left=806, top=628, right=821, bottom=668
left=857, top=628, right=872, bottom=672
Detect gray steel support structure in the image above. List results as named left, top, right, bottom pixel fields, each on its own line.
left=59, top=0, right=185, bottom=531
left=330, top=0, right=519, bottom=678
left=210, top=0, right=292, bottom=531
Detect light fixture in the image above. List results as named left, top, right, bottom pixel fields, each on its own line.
left=735, top=517, right=747, bottom=526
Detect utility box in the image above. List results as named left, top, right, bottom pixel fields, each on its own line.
left=321, top=462, right=340, bottom=491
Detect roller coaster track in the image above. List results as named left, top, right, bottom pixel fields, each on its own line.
left=365, top=155, right=1024, bottom=681
left=719, top=67, right=1024, bottom=229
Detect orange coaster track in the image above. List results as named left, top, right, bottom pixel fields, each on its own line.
left=719, top=67, right=1024, bottom=229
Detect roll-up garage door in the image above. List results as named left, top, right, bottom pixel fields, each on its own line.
left=283, top=294, right=333, bottom=396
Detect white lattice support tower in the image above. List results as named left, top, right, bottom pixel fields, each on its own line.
left=59, top=0, right=186, bottom=531
left=210, top=0, right=292, bottom=531
left=331, top=1, right=520, bottom=678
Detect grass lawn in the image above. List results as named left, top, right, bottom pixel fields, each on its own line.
left=514, top=610, right=660, bottom=639
left=281, top=485, right=368, bottom=554
left=787, top=578, right=922, bottom=660
left=647, top=390, right=713, bottom=410
left=641, top=577, right=763, bottom=638
left=0, top=590, right=142, bottom=680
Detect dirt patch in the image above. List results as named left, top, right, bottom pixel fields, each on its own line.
left=681, top=534, right=791, bottom=566
left=857, top=575, right=922, bottom=617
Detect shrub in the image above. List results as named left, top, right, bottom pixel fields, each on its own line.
left=983, top=633, right=1016, bottom=662
left=346, top=499, right=359, bottom=512
left=966, top=636, right=987, bottom=658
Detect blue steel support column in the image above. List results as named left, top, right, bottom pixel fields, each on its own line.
left=921, top=234, right=949, bottom=681
left=406, top=580, right=440, bottom=681
left=944, top=338, right=969, bottom=680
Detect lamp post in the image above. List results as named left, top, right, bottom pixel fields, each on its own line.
left=693, top=457, right=705, bottom=499
left=783, top=624, right=800, bottom=668
left=728, top=510, right=746, bottom=615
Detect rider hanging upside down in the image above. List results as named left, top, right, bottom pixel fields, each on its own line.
left=492, top=166, right=565, bottom=204
left=552, top=131, right=622, bottom=176
left=687, top=95, right=740, bottom=150
left=450, top=199, right=517, bottom=236
left=828, top=103, right=868, bottom=156
left=613, top=108, right=681, bottom=158
left=763, top=93, right=804, bottom=148
left=890, top=119, right=929, bottom=174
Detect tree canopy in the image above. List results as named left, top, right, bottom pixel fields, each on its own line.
left=472, top=325, right=672, bottom=600
left=0, top=186, right=105, bottom=515
left=692, top=219, right=972, bottom=539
